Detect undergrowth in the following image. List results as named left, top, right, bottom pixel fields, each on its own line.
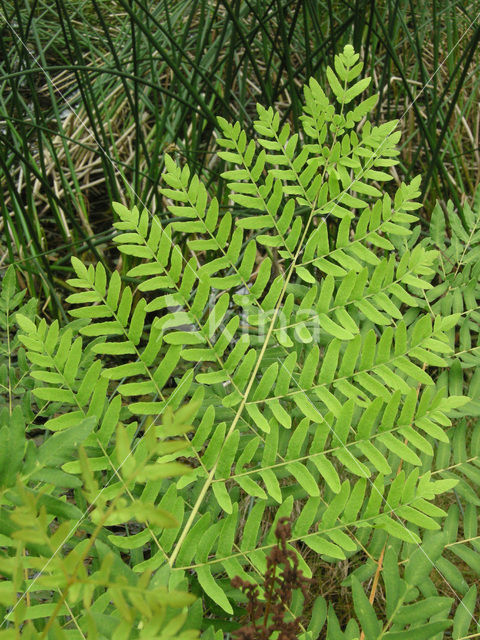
left=0, top=45, right=479, bottom=639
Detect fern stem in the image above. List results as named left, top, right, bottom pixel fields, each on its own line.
left=359, top=544, right=385, bottom=640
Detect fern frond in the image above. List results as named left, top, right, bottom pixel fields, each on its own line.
left=6, top=44, right=480, bottom=638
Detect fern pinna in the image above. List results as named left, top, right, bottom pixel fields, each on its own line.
left=8, top=45, right=479, bottom=638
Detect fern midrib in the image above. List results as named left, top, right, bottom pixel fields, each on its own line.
left=173, top=490, right=435, bottom=572
left=85, top=283, right=168, bottom=403
left=126, top=216, right=247, bottom=401
left=245, top=335, right=440, bottom=406
left=431, top=454, right=480, bottom=478
left=453, top=210, right=480, bottom=277
left=271, top=264, right=425, bottom=335
left=167, top=289, right=287, bottom=567
left=33, top=335, right=87, bottom=418
left=80, top=269, right=215, bottom=473
left=231, top=134, right=295, bottom=261
left=168, top=156, right=326, bottom=566
left=446, top=534, right=480, bottom=549
left=210, top=401, right=443, bottom=483
left=297, top=209, right=403, bottom=270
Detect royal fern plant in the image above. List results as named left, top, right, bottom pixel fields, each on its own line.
left=1, top=44, right=479, bottom=639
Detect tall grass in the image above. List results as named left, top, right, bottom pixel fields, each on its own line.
left=1, top=0, right=479, bottom=316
